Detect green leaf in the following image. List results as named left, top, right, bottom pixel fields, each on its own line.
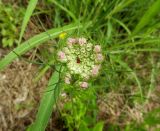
left=111, top=17, right=131, bottom=35
left=133, top=0, right=160, bottom=34
left=28, top=66, right=61, bottom=131
left=0, top=23, right=82, bottom=71
left=93, top=121, right=104, bottom=131
left=18, top=0, right=38, bottom=45
left=79, top=122, right=89, bottom=131
left=107, top=19, right=112, bottom=39
left=144, top=108, right=160, bottom=126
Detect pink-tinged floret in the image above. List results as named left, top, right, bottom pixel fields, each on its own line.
left=96, top=53, right=104, bottom=62
left=67, top=38, right=77, bottom=47
left=91, top=65, right=101, bottom=76
left=78, top=37, right=87, bottom=46
left=80, top=82, right=88, bottom=88
left=67, top=38, right=77, bottom=44
left=94, top=45, right=101, bottom=53
left=58, top=51, right=66, bottom=61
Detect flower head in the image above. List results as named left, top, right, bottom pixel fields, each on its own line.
left=57, top=37, right=104, bottom=88
left=59, top=32, right=67, bottom=39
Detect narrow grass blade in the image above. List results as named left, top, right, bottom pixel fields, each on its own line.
left=110, top=38, right=160, bottom=50
left=49, top=0, right=77, bottom=22
left=106, top=0, right=135, bottom=19
left=133, top=0, right=160, bottom=34
left=0, top=23, right=82, bottom=71
left=28, top=66, right=61, bottom=131
left=111, top=17, right=131, bottom=35
left=18, top=0, right=38, bottom=45
left=107, top=19, right=112, bottom=39
left=146, top=56, right=156, bottom=101
left=111, top=56, right=143, bottom=100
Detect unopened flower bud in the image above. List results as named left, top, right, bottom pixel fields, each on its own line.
left=65, top=77, right=70, bottom=84
left=80, top=82, right=88, bottom=88
left=58, top=51, right=67, bottom=62
left=96, top=53, right=104, bottom=62
left=94, top=45, right=101, bottom=53
left=91, top=65, right=101, bottom=76
left=64, top=74, right=71, bottom=84
left=67, top=38, right=77, bottom=44
left=78, top=37, right=87, bottom=45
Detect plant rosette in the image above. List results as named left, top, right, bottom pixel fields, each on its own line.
left=57, top=37, right=104, bottom=89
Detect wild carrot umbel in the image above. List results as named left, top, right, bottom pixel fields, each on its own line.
left=57, top=37, right=104, bottom=88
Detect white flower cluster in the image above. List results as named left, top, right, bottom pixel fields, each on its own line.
left=57, top=37, right=104, bottom=88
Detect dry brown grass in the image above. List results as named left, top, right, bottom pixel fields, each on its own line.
left=0, top=60, right=49, bottom=131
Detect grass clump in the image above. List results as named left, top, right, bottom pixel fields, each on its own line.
left=0, top=2, right=24, bottom=47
